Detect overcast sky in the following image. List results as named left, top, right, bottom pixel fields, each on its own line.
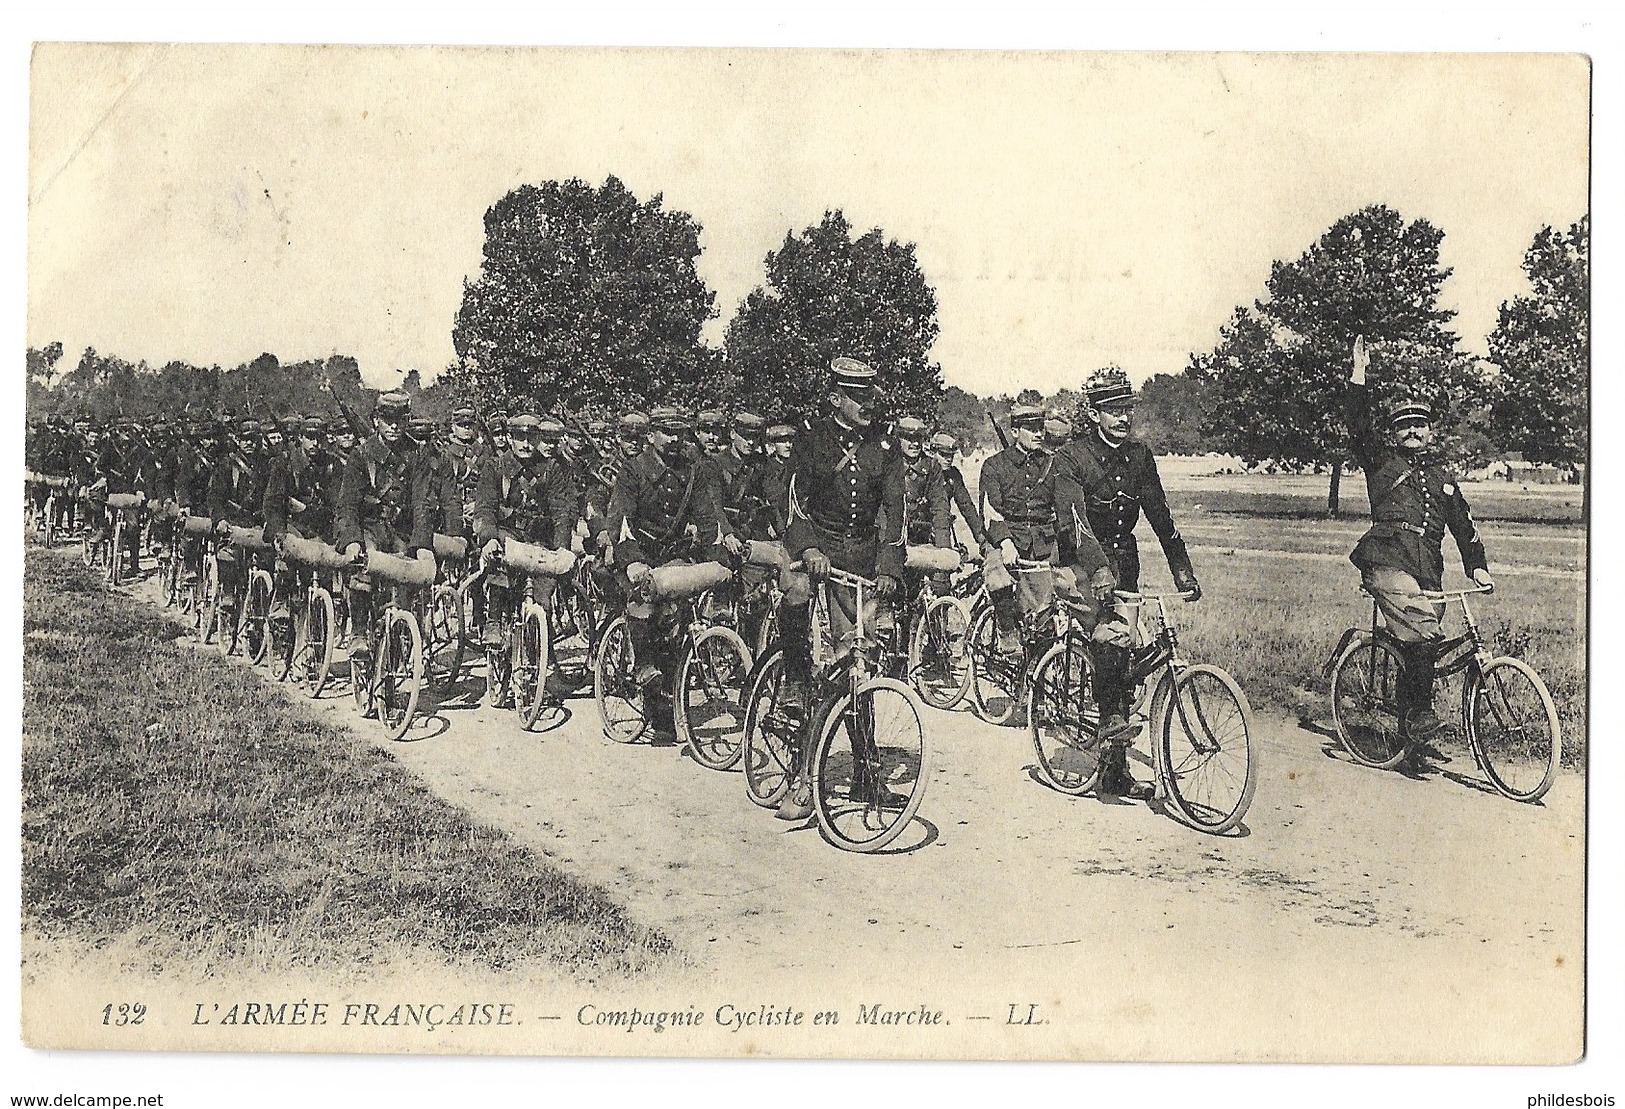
left=27, top=45, right=1589, bottom=396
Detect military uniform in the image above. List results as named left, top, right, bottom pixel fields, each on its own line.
left=606, top=407, right=723, bottom=717
left=207, top=421, right=275, bottom=615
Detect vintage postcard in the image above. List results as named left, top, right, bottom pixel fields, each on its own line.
left=20, top=43, right=1590, bottom=1075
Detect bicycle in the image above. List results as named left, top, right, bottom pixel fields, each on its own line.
left=672, top=562, right=757, bottom=771
left=480, top=539, right=576, bottom=730
left=274, top=534, right=350, bottom=697
left=1325, top=584, right=1561, bottom=803
left=424, top=533, right=470, bottom=690
left=1028, top=588, right=1259, bottom=834
left=965, top=557, right=1064, bottom=726
left=594, top=560, right=736, bottom=746
left=741, top=564, right=930, bottom=853
left=349, top=547, right=437, bottom=742
left=897, top=544, right=974, bottom=711
left=104, top=491, right=146, bottom=586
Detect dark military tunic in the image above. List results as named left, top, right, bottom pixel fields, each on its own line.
left=979, top=443, right=1077, bottom=561
left=442, top=438, right=484, bottom=534
left=473, top=452, right=581, bottom=549
left=783, top=417, right=905, bottom=580
left=333, top=435, right=436, bottom=555
left=264, top=448, right=340, bottom=543
left=899, top=456, right=953, bottom=548
left=1052, top=431, right=1190, bottom=590
left=942, top=463, right=986, bottom=549
left=607, top=449, right=721, bottom=568
left=1344, top=382, right=1486, bottom=592
left=207, top=450, right=271, bottom=528
left=712, top=449, right=781, bottom=542
left=758, top=456, right=791, bottom=541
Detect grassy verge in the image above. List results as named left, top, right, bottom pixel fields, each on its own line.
left=21, top=547, right=676, bottom=980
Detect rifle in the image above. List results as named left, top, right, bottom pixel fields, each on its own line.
left=987, top=410, right=1010, bottom=451
left=557, top=402, right=621, bottom=489
left=336, top=396, right=373, bottom=440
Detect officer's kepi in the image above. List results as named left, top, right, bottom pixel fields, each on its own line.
left=1009, top=404, right=1045, bottom=429
left=1387, top=398, right=1433, bottom=430
left=830, top=357, right=877, bottom=395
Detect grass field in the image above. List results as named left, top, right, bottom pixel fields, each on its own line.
left=21, top=548, right=677, bottom=980
left=960, top=455, right=1587, bottom=759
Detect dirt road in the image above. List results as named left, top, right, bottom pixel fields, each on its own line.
left=129, top=571, right=1585, bottom=1061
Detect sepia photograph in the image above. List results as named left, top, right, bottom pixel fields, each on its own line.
left=11, top=14, right=1612, bottom=1103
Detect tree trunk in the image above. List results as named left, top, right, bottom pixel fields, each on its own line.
left=1327, top=456, right=1343, bottom=519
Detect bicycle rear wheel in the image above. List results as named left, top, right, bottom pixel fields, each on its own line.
left=549, top=582, right=597, bottom=686
left=1028, top=642, right=1103, bottom=796
left=967, top=606, right=1022, bottom=726
left=1157, top=663, right=1258, bottom=834
left=244, top=569, right=274, bottom=665
left=594, top=616, right=648, bottom=743
left=304, top=586, right=337, bottom=697
left=677, top=626, right=753, bottom=771
left=376, top=610, right=424, bottom=741
left=427, top=583, right=465, bottom=687
left=909, top=595, right=973, bottom=710
left=1329, top=637, right=1410, bottom=769
left=810, top=677, right=929, bottom=853
left=512, top=606, right=552, bottom=730
left=1466, top=657, right=1561, bottom=802
left=742, top=648, right=798, bottom=807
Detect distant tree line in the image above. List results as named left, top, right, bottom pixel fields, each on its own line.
left=27, top=178, right=1587, bottom=507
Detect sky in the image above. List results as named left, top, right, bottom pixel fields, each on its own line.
left=27, top=46, right=1589, bottom=395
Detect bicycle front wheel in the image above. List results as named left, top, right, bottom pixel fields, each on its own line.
left=1158, top=663, right=1258, bottom=834
left=966, top=605, right=1022, bottom=726
left=1329, top=637, right=1410, bottom=769
left=742, top=649, right=798, bottom=807
left=594, top=616, right=648, bottom=743
left=512, top=606, right=552, bottom=731
left=909, top=595, right=973, bottom=710
left=1466, top=656, right=1561, bottom=802
left=677, top=626, right=753, bottom=771
left=376, top=610, right=425, bottom=741
left=1028, top=642, right=1103, bottom=796
left=810, top=677, right=929, bottom=853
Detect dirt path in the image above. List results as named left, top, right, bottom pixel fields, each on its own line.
left=127, top=569, right=1585, bottom=1061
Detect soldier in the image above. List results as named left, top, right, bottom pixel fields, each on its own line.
left=775, top=358, right=907, bottom=822
left=207, top=417, right=274, bottom=623
left=759, top=423, right=797, bottom=539
left=264, top=416, right=341, bottom=630
left=929, top=431, right=987, bottom=556
left=474, top=414, right=583, bottom=677
left=893, top=416, right=954, bottom=550
left=605, top=406, right=723, bottom=737
left=979, top=405, right=1112, bottom=666
left=696, top=409, right=727, bottom=458
left=711, top=410, right=778, bottom=643
left=1344, top=337, right=1491, bottom=742
left=440, top=407, right=480, bottom=525
left=1043, top=407, right=1075, bottom=452
left=483, top=413, right=511, bottom=464
left=1053, top=367, right=1201, bottom=797
left=333, top=392, right=439, bottom=667
left=616, top=410, right=649, bottom=462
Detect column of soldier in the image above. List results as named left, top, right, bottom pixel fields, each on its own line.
left=24, top=348, right=1494, bottom=821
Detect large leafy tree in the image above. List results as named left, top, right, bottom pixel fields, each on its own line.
left=1487, top=217, right=1588, bottom=472
left=25, top=342, right=63, bottom=416
left=1193, top=204, right=1486, bottom=515
left=1133, top=372, right=1217, bottom=455
left=447, top=176, right=719, bottom=417
left=722, top=210, right=944, bottom=423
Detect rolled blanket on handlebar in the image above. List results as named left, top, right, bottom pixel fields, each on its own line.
left=904, top=544, right=961, bottom=573
left=106, top=492, right=146, bottom=511
left=649, top=560, right=732, bottom=600
left=502, top=540, right=577, bottom=577
left=182, top=516, right=214, bottom=538
left=228, top=525, right=271, bottom=551
left=281, top=533, right=352, bottom=570
left=365, top=548, right=437, bottom=587
left=432, top=533, right=468, bottom=563
left=745, top=539, right=789, bottom=568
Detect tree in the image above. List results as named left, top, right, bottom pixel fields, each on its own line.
left=1194, top=204, right=1486, bottom=515
left=25, top=342, right=64, bottom=416
left=722, top=210, right=944, bottom=423
left=448, top=176, right=719, bottom=416
left=1134, top=372, right=1216, bottom=455
left=1487, top=217, right=1588, bottom=475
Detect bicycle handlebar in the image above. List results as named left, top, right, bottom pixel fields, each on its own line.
left=1421, top=585, right=1494, bottom=600
left=783, top=560, right=878, bottom=590
left=1114, top=589, right=1197, bottom=603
